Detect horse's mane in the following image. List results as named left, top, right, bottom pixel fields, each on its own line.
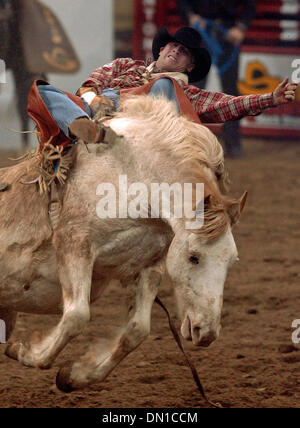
left=115, top=95, right=236, bottom=240
left=117, top=95, right=227, bottom=188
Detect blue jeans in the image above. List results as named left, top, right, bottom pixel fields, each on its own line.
left=102, top=79, right=180, bottom=112
left=37, top=78, right=179, bottom=138
left=149, top=78, right=180, bottom=113
left=38, top=83, right=91, bottom=137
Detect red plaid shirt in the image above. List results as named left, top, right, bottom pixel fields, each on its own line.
left=80, top=58, right=275, bottom=123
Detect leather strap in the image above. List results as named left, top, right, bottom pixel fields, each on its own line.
left=155, top=296, right=222, bottom=408
left=48, top=181, right=61, bottom=230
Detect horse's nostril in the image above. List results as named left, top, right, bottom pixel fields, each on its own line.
left=191, top=325, right=218, bottom=347
left=200, top=331, right=217, bottom=347
left=192, top=325, right=202, bottom=342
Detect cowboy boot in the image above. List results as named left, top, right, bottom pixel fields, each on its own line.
left=68, top=118, right=103, bottom=143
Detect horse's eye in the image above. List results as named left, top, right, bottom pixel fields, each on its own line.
left=189, top=256, right=199, bottom=265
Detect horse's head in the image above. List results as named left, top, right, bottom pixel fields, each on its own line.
left=110, top=95, right=247, bottom=347
left=166, top=191, right=247, bottom=347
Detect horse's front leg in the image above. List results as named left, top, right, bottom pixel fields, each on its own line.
left=5, top=238, right=95, bottom=369
left=56, top=266, right=161, bottom=392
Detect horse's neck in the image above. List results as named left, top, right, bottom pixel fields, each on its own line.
left=72, top=133, right=222, bottom=235
left=121, top=145, right=210, bottom=233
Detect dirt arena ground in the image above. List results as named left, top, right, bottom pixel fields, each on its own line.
left=0, top=138, right=300, bottom=408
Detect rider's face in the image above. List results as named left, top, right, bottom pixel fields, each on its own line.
left=156, top=42, right=195, bottom=74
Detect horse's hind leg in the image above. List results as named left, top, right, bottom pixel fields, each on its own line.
left=0, top=309, right=17, bottom=343
left=5, top=236, right=94, bottom=369
left=56, top=267, right=161, bottom=392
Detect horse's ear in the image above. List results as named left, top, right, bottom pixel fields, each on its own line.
left=195, top=194, right=211, bottom=219
left=204, top=194, right=211, bottom=210
left=227, top=191, right=248, bottom=225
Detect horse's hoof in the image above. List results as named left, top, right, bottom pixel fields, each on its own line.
left=56, top=363, right=75, bottom=393
left=5, top=342, right=21, bottom=361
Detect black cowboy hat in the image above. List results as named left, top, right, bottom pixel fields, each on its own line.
left=152, top=27, right=211, bottom=83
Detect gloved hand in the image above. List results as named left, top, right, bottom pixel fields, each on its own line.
left=90, top=95, right=115, bottom=120
left=273, top=77, right=298, bottom=105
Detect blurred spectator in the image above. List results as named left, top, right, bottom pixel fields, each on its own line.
left=178, top=0, right=257, bottom=158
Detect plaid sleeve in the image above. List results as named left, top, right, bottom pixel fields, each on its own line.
left=79, top=58, right=137, bottom=95
left=185, top=87, right=275, bottom=123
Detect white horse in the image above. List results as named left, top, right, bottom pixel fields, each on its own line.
left=0, top=95, right=246, bottom=392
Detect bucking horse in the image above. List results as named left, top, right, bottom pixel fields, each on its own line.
left=0, top=95, right=247, bottom=396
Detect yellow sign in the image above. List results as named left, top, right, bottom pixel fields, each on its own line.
left=238, top=61, right=300, bottom=101
left=238, top=61, right=281, bottom=95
